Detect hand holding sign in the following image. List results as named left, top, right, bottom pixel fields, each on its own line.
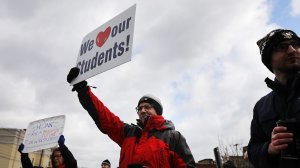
left=67, top=67, right=87, bottom=92
left=70, top=4, right=136, bottom=85
left=58, top=135, right=65, bottom=146
left=18, top=143, right=25, bottom=154
left=67, top=67, right=80, bottom=83
left=22, top=115, right=66, bottom=153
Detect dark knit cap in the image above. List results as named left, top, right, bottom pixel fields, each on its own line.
left=102, top=159, right=110, bottom=166
left=257, top=29, right=300, bottom=72
left=137, top=94, right=163, bottom=115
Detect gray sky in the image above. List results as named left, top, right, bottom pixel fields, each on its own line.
left=1, top=0, right=300, bottom=167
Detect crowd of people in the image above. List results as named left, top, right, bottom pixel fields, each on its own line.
left=18, top=28, right=300, bottom=168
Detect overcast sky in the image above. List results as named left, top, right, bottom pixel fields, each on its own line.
left=1, top=0, right=300, bottom=167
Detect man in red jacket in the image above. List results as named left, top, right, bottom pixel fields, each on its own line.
left=67, top=68, right=196, bottom=168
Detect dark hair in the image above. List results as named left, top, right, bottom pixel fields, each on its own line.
left=51, top=148, right=63, bottom=168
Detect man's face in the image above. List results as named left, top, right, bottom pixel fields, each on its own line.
left=52, top=150, right=64, bottom=167
left=137, top=102, right=158, bottom=123
left=101, top=163, right=110, bottom=168
left=271, top=40, right=300, bottom=73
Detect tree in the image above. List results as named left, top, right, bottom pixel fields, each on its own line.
left=217, top=139, right=254, bottom=168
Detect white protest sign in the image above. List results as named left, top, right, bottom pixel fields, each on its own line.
left=22, top=115, right=65, bottom=153
left=71, top=4, right=136, bottom=85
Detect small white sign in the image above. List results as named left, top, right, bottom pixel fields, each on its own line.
left=22, top=115, right=65, bottom=153
left=71, top=4, right=136, bottom=85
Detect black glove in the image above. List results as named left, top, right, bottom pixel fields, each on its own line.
left=18, top=143, right=24, bottom=154
left=58, top=135, right=65, bottom=146
left=67, top=67, right=87, bottom=92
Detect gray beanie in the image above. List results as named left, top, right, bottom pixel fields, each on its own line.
left=137, top=94, right=163, bottom=115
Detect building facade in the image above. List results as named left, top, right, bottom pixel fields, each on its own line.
left=0, top=128, right=52, bottom=168
left=196, top=158, right=217, bottom=168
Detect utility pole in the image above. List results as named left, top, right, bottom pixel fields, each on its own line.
left=39, top=149, right=44, bottom=167
left=234, top=144, right=238, bottom=156
left=214, top=147, right=223, bottom=168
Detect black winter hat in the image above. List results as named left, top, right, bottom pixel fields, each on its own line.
left=137, top=94, right=163, bottom=115
left=257, top=29, right=300, bottom=72
left=102, top=159, right=110, bottom=166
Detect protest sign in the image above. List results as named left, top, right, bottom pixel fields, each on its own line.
left=22, top=115, right=65, bottom=153
left=71, top=4, right=136, bottom=85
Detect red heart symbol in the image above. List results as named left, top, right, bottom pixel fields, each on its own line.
left=96, top=26, right=111, bottom=48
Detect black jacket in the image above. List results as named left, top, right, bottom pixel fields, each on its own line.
left=57, top=144, right=78, bottom=168
left=248, top=72, right=300, bottom=168
left=20, top=153, right=33, bottom=168
left=20, top=144, right=77, bottom=168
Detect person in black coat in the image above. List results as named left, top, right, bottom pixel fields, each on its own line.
left=18, top=135, right=77, bottom=168
left=248, top=29, right=300, bottom=168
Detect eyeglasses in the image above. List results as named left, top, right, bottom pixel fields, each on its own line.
left=273, top=41, right=300, bottom=53
left=135, top=104, right=153, bottom=113
left=51, top=154, right=62, bottom=159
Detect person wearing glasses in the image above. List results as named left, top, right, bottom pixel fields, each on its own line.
left=248, top=29, right=300, bottom=168
left=18, top=135, right=77, bottom=168
left=67, top=69, right=196, bottom=168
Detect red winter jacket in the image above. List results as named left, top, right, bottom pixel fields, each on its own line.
left=78, top=87, right=196, bottom=168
